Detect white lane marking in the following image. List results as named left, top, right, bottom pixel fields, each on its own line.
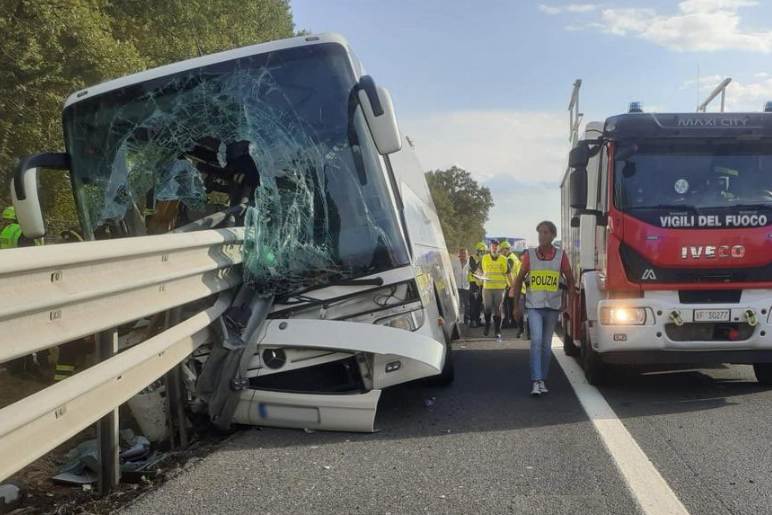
left=552, top=337, right=690, bottom=515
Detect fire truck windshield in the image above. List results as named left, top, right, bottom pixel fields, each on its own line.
left=614, top=138, right=772, bottom=211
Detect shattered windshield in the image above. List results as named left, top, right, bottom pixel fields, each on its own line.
left=614, top=139, right=772, bottom=211
left=62, top=42, right=410, bottom=295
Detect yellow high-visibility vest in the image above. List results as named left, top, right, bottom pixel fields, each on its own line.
left=0, top=224, right=22, bottom=249
left=481, top=253, right=508, bottom=290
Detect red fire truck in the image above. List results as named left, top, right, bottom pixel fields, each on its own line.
left=560, top=80, right=772, bottom=385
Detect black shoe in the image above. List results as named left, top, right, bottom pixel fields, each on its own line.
left=495, top=331, right=502, bottom=339
left=483, top=324, right=490, bottom=336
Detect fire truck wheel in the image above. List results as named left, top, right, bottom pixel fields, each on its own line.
left=752, top=363, right=772, bottom=385
left=581, top=321, right=605, bottom=385
left=563, top=333, right=580, bottom=357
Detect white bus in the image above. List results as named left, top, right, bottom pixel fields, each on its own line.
left=13, top=33, right=459, bottom=432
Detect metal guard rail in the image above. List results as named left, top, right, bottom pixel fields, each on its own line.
left=0, top=228, right=244, bottom=364
left=0, top=228, right=244, bottom=482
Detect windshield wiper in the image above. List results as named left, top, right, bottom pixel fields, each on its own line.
left=629, top=204, right=699, bottom=212
left=730, top=203, right=772, bottom=209
left=277, top=276, right=385, bottom=304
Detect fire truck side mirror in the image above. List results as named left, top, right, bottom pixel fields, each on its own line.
left=568, top=143, right=590, bottom=210
left=569, top=167, right=587, bottom=210
left=568, top=144, right=590, bottom=169
left=570, top=216, right=580, bottom=228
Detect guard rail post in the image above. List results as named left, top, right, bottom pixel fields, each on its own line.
left=164, top=307, right=188, bottom=450
left=96, top=328, right=119, bottom=495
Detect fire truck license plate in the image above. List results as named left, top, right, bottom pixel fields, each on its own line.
left=693, top=309, right=730, bottom=322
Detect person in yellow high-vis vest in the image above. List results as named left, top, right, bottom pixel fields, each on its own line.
left=498, top=241, right=520, bottom=329
left=480, top=240, right=512, bottom=339
left=0, top=206, right=22, bottom=249
left=510, top=221, right=575, bottom=396
left=1, top=206, right=44, bottom=248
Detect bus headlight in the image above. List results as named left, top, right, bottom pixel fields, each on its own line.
left=375, top=309, right=425, bottom=331
left=600, top=307, right=647, bottom=325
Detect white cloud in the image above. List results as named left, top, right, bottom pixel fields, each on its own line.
left=679, top=74, right=725, bottom=90
left=560, top=1, right=772, bottom=52
left=480, top=177, right=562, bottom=242
left=400, top=110, right=567, bottom=240
left=679, top=75, right=772, bottom=111
left=678, top=0, right=758, bottom=14
left=538, top=4, right=562, bottom=15
left=722, top=79, right=772, bottom=111
left=538, top=4, right=598, bottom=16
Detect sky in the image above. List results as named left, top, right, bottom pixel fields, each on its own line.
left=290, top=0, right=772, bottom=245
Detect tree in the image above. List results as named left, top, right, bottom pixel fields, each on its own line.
left=0, top=0, right=296, bottom=229
left=425, top=166, right=493, bottom=252
left=105, top=0, right=295, bottom=68
left=0, top=0, right=147, bottom=219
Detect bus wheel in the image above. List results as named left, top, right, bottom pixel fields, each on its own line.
left=436, top=340, right=455, bottom=385
left=753, top=363, right=772, bottom=385
left=426, top=333, right=455, bottom=386
left=581, top=322, right=605, bottom=385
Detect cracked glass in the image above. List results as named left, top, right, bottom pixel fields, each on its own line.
left=62, top=42, right=409, bottom=295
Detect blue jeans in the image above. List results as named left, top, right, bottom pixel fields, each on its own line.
left=527, top=308, right=560, bottom=382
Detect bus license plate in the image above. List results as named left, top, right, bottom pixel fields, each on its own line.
left=693, top=309, right=730, bottom=322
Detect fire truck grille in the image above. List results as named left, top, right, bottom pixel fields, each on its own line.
left=664, top=322, right=755, bottom=342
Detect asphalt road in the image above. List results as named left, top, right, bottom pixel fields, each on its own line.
left=597, top=362, right=772, bottom=514
left=117, top=324, right=772, bottom=515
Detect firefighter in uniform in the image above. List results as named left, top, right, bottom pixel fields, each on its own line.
left=480, top=240, right=512, bottom=339
left=468, top=241, right=487, bottom=328
left=510, top=221, right=575, bottom=396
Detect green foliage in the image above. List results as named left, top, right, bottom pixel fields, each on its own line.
left=425, top=166, right=493, bottom=252
left=106, top=0, right=295, bottom=68
left=0, top=0, right=296, bottom=230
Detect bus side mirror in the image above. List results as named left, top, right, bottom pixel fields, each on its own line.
left=11, top=152, right=70, bottom=239
left=357, top=76, right=402, bottom=155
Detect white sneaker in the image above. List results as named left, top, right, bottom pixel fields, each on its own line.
left=530, top=382, right=541, bottom=396
left=538, top=381, right=549, bottom=394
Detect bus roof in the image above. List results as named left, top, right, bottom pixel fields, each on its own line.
left=64, top=33, right=350, bottom=109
